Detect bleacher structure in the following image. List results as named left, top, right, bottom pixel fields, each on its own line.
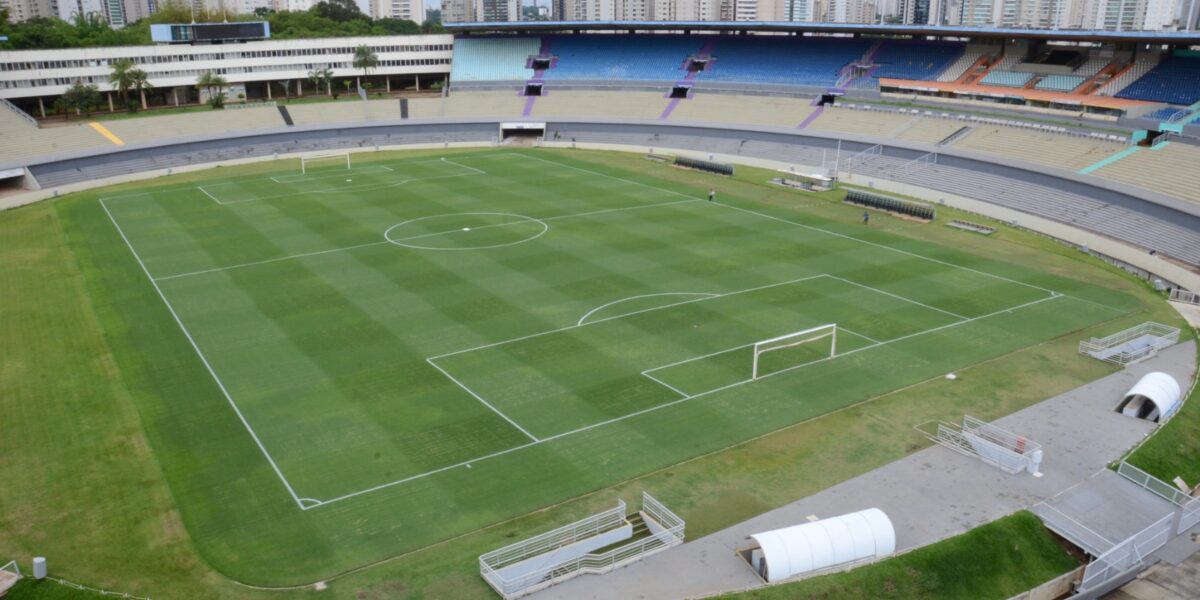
left=479, top=492, right=684, bottom=599
left=1079, top=322, right=1181, bottom=366
left=450, top=37, right=540, bottom=81
left=1116, top=52, right=1200, bottom=105
left=918, top=415, right=1043, bottom=476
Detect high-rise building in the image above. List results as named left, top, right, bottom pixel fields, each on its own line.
left=899, top=0, right=946, bottom=23
left=824, top=0, right=876, bottom=22
left=375, top=0, right=424, bottom=22
left=475, top=0, right=517, bottom=20
left=784, top=0, right=820, bottom=20
left=5, top=0, right=55, bottom=21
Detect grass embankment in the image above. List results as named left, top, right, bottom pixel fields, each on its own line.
left=0, top=147, right=1184, bottom=599
left=719, top=511, right=1081, bottom=600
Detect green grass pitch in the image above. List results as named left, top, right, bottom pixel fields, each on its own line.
left=84, top=149, right=1133, bottom=582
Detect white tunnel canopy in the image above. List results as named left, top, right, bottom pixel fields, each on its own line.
left=1119, top=372, right=1182, bottom=422
left=748, top=508, right=895, bottom=582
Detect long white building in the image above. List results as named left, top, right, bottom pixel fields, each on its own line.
left=0, top=34, right=453, bottom=114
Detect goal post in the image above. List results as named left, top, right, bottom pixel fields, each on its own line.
left=300, top=152, right=351, bottom=174
left=752, top=324, right=837, bottom=380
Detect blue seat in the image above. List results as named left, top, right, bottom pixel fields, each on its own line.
left=540, top=35, right=700, bottom=82
left=980, top=70, right=1035, bottom=87
left=697, top=37, right=872, bottom=88
left=1116, top=55, right=1200, bottom=105
left=450, top=37, right=540, bottom=81
left=1034, top=75, right=1086, bottom=92
left=862, top=41, right=965, bottom=82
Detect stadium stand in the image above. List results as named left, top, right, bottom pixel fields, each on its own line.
left=697, top=36, right=872, bottom=87
left=806, top=104, right=923, bottom=138
left=286, top=99, right=406, bottom=124
left=858, top=41, right=964, bottom=84
left=1098, top=53, right=1160, bottom=97
left=1073, top=55, right=1111, bottom=78
left=1035, top=75, right=1088, bottom=92
left=954, top=126, right=1123, bottom=170
left=449, top=36, right=539, bottom=81
left=101, top=105, right=286, bottom=143
left=0, top=102, right=111, bottom=163
left=891, top=114, right=971, bottom=145
left=980, top=70, right=1035, bottom=87
left=667, top=94, right=816, bottom=127
left=1093, top=142, right=1200, bottom=206
left=541, top=35, right=699, bottom=81
left=1116, top=52, right=1200, bottom=105
left=428, top=91, right=527, bottom=118
left=532, top=91, right=667, bottom=120
left=937, top=46, right=992, bottom=82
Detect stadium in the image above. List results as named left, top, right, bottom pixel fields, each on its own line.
left=1, top=16, right=1200, bottom=600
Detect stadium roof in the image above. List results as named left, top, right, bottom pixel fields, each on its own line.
left=446, top=21, right=1200, bottom=44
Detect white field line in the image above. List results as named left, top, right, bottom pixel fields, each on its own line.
left=425, top=358, right=539, bottom=442
left=153, top=197, right=704, bottom=281
left=428, top=275, right=829, bottom=361
left=314, top=292, right=1067, bottom=508
left=642, top=325, right=885, bottom=376
left=270, top=165, right=394, bottom=183
left=196, top=186, right=222, bottom=204
left=99, top=198, right=307, bottom=510
left=205, top=169, right=486, bottom=205
left=824, top=275, right=969, bottom=321
left=577, top=292, right=720, bottom=326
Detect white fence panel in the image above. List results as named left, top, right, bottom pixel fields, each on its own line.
left=1079, top=513, right=1173, bottom=592
left=1117, top=462, right=1192, bottom=507
left=1179, top=497, right=1200, bottom=534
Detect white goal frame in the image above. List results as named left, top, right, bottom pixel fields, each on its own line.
left=752, top=323, right=837, bottom=380
left=300, top=152, right=351, bottom=174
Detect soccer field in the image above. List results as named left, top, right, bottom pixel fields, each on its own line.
left=91, top=149, right=1129, bottom=572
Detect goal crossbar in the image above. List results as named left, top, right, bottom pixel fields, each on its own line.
left=752, top=324, right=836, bottom=380
left=300, top=152, right=351, bottom=174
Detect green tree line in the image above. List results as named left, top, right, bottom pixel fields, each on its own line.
left=0, top=0, right=443, bottom=51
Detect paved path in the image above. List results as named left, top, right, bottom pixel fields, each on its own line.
left=537, top=342, right=1196, bottom=600
left=1108, top=549, right=1200, bottom=600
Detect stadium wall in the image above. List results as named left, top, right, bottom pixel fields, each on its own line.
left=7, top=118, right=1197, bottom=293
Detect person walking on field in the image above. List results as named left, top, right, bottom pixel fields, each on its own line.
left=862, top=211, right=870, bottom=225
left=708, top=188, right=715, bottom=202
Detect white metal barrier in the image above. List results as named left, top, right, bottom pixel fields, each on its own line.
left=922, top=415, right=1042, bottom=475
left=1180, top=496, right=1200, bottom=534
left=1170, top=288, right=1199, bottom=305
left=1079, top=322, right=1181, bottom=366
left=1079, top=513, right=1174, bottom=592
left=480, top=492, right=685, bottom=599
left=1032, top=503, right=1114, bottom=557
left=1117, top=461, right=1192, bottom=507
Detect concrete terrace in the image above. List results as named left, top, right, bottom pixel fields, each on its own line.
left=535, top=341, right=1197, bottom=600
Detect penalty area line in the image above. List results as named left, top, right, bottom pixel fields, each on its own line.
left=425, top=357, right=539, bottom=443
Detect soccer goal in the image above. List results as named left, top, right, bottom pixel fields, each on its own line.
left=300, top=152, right=351, bottom=174
left=752, top=324, right=837, bottom=380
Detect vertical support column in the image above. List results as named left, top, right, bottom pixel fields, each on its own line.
left=40, top=96, right=48, bottom=118
left=267, top=82, right=272, bottom=100
left=296, top=80, right=302, bottom=97
left=415, top=75, right=420, bottom=92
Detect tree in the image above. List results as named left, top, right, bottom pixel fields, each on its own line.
left=311, top=0, right=365, bottom=22
left=55, top=80, right=100, bottom=120
left=128, top=67, right=152, bottom=111
left=195, top=71, right=229, bottom=109
left=352, top=44, right=378, bottom=92
left=308, top=66, right=334, bottom=96
left=108, top=58, right=135, bottom=108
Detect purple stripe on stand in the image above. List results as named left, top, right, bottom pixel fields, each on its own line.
left=522, top=94, right=537, bottom=117
left=660, top=98, right=682, bottom=120
left=796, top=106, right=824, bottom=129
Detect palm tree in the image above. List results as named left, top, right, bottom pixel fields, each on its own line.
left=308, top=67, right=334, bottom=97
left=128, top=68, right=153, bottom=111
left=108, top=58, right=135, bottom=108
left=352, top=45, right=378, bottom=93
left=195, top=71, right=229, bottom=109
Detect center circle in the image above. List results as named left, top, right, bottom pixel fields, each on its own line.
left=383, top=212, right=549, bottom=250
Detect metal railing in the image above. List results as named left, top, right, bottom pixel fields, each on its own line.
left=1079, top=512, right=1173, bottom=591
left=480, top=493, right=685, bottom=599
left=1170, top=288, right=1199, bottom=305
left=890, top=151, right=938, bottom=177
left=0, top=559, right=20, bottom=578
left=1179, top=496, right=1200, bottom=534
left=1032, top=503, right=1114, bottom=557
left=921, top=415, right=1040, bottom=475
left=1117, top=461, right=1192, bottom=507
left=838, top=144, right=883, bottom=172
left=1079, top=322, right=1181, bottom=366
left=0, top=97, right=38, bottom=127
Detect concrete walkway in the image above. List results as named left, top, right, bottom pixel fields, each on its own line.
left=537, top=342, right=1197, bottom=600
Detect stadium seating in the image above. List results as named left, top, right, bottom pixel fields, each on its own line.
left=937, top=47, right=991, bottom=82
left=1093, top=143, right=1200, bottom=206
left=954, top=127, right=1123, bottom=170
left=668, top=94, right=816, bottom=128
left=1116, top=53, right=1200, bottom=105
left=980, top=70, right=1035, bottom=87
left=1034, top=75, right=1087, bottom=92
left=807, top=105, right=917, bottom=137
left=102, top=105, right=286, bottom=143
left=859, top=41, right=964, bottom=83
left=1073, top=55, right=1110, bottom=78
left=1099, top=54, right=1160, bottom=97
left=697, top=36, right=872, bottom=87
left=532, top=91, right=666, bottom=120
left=0, top=104, right=111, bottom=163
left=541, top=35, right=699, bottom=81
left=450, top=37, right=540, bottom=81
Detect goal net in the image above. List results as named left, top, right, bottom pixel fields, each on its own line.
left=300, top=152, right=351, bottom=174
left=752, top=324, right=836, bottom=380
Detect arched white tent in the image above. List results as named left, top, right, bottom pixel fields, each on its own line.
left=1117, top=372, right=1182, bottom=422
left=744, top=508, right=895, bottom=583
